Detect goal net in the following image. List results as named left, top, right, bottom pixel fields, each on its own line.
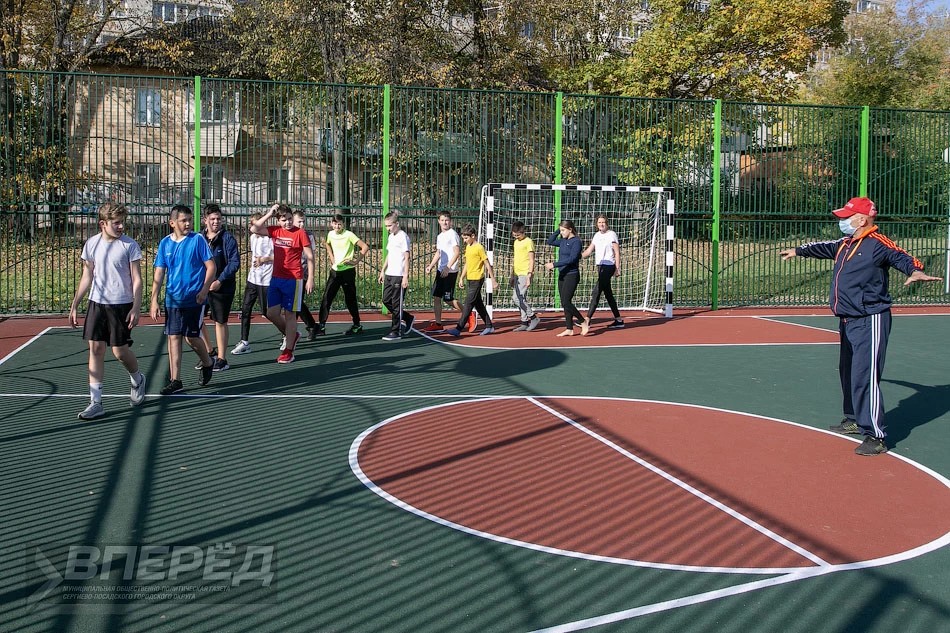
left=478, top=183, right=674, bottom=318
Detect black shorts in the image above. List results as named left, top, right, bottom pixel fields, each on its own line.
left=431, top=271, right=458, bottom=302
left=83, top=301, right=134, bottom=347
left=205, top=288, right=235, bottom=324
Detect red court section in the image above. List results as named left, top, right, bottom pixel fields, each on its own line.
left=426, top=313, right=841, bottom=347
left=356, top=398, right=950, bottom=570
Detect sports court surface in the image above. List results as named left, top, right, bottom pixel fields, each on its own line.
left=3, top=307, right=950, bottom=633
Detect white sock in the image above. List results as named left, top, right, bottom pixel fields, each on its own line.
left=90, top=383, right=103, bottom=404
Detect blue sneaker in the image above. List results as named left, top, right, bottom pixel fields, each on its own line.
left=446, top=328, right=461, bottom=337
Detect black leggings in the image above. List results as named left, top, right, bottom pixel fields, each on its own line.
left=588, top=264, right=620, bottom=319
left=558, top=272, right=584, bottom=329
left=239, top=282, right=268, bottom=342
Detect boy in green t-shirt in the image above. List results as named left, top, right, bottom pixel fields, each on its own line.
left=510, top=221, right=540, bottom=332
left=316, top=214, right=369, bottom=336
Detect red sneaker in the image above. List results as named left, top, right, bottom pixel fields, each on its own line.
left=467, top=313, right=477, bottom=333
left=277, top=350, right=295, bottom=364
left=423, top=321, right=444, bottom=332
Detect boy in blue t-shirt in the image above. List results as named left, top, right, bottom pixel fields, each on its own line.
left=150, top=205, right=216, bottom=395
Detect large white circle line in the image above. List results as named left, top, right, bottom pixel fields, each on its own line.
left=349, top=396, right=950, bottom=575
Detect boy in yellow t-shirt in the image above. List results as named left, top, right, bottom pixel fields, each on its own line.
left=446, top=224, right=495, bottom=337
left=510, top=221, right=540, bottom=332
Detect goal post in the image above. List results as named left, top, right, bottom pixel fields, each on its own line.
left=478, top=183, right=675, bottom=319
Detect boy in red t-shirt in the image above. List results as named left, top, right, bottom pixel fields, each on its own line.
left=251, top=204, right=315, bottom=363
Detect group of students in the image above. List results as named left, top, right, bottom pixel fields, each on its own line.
left=68, top=202, right=627, bottom=419
left=68, top=202, right=369, bottom=418
left=420, top=211, right=626, bottom=338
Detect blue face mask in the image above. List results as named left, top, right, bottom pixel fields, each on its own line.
left=839, top=219, right=857, bottom=235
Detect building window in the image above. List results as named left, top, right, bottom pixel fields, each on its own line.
left=153, top=2, right=178, bottom=22
left=193, top=86, right=240, bottom=123
left=201, top=164, right=224, bottom=201
left=361, top=171, right=381, bottom=205
left=134, top=163, right=161, bottom=200
left=268, top=168, right=290, bottom=203
left=136, top=88, right=161, bottom=127
left=325, top=169, right=334, bottom=204
left=520, top=22, right=536, bottom=38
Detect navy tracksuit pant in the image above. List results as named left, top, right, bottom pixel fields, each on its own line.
left=839, top=310, right=890, bottom=439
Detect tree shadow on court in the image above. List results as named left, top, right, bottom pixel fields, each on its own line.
left=882, top=379, right=950, bottom=446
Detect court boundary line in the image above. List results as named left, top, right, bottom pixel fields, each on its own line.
left=526, top=397, right=830, bottom=566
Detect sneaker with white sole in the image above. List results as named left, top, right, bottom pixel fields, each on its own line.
left=479, top=327, right=495, bottom=336
left=212, top=358, right=229, bottom=372
left=130, top=374, right=147, bottom=406
left=232, top=340, right=251, bottom=355
left=381, top=330, right=402, bottom=341
left=78, top=401, right=105, bottom=420
left=526, top=315, right=541, bottom=331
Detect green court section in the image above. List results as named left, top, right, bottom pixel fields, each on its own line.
left=2, top=316, right=950, bottom=633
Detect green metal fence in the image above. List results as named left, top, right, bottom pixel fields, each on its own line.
left=1, top=70, right=948, bottom=314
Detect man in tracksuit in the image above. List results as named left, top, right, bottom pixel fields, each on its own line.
left=780, top=197, right=941, bottom=456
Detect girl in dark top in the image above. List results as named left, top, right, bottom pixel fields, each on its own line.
left=544, top=219, right=590, bottom=336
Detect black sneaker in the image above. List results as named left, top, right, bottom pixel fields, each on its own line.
left=212, top=358, right=229, bottom=372
left=196, top=348, right=217, bottom=370
left=345, top=324, right=363, bottom=336
left=829, top=419, right=861, bottom=435
left=401, top=314, right=415, bottom=334
left=307, top=326, right=325, bottom=341
left=198, top=363, right=213, bottom=387
left=855, top=436, right=888, bottom=456
left=608, top=319, right=624, bottom=329
left=160, top=380, right=184, bottom=396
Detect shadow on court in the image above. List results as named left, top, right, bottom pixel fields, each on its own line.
left=883, top=379, right=950, bottom=446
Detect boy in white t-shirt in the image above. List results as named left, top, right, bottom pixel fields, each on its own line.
left=232, top=211, right=273, bottom=355
left=377, top=212, right=414, bottom=340
left=68, top=202, right=147, bottom=419
left=422, top=211, right=463, bottom=332
left=581, top=213, right=623, bottom=329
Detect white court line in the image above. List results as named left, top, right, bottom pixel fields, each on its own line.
left=526, top=568, right=835, bottom=633
left=526, top=397, right=830, bottom=567
left=0, top=327, right=53, bottom=366
left=753, top=315, right=840, bottom=334
left=0, top=392, right=498, bottom=400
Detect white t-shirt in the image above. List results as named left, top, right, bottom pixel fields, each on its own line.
left=591, top=230, right=619, bottom=265
left=81, top=233, right=143, bottom=304
left=435, top=229, right=460, bottom=273
left=384, top=231, right=411, bottom=277
left=248, top=233, right=274, bottom=286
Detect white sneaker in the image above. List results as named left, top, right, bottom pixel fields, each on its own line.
left=479, top=327, right=495, bottom=336
left=130, top=374, right=147, bottom=406
left=78, top=401, right=105, bottom=420
left=232, top=340, right=251, bottom=355
left=279, top=336, right=287, bottom=351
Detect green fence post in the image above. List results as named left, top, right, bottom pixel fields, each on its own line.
left=381, top=84, right=391, bottom=314
left=553, top=92, right=564, bottom=310
left=859, top=105, right=870, bottom=197
left=711, top=99, right=722, bottom=310
left=193, top=76, right=202, bottom=222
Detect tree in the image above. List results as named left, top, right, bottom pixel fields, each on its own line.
left=571, top=0, right=849, bottom=101
left=802, top=1, right=950, bottom=109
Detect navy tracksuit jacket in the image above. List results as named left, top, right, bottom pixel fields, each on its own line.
left=795, top=226, right=923, bottom=439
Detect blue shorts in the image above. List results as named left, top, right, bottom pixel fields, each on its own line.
left=164, top=306, right=203, bottom=337
left=267, top=277, right=303, bottom=312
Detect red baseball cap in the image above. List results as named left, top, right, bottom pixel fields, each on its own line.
left=833, top=197, right=877, bottom=218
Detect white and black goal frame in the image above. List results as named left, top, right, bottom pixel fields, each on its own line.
left=479, top=183, right=675, bottom=319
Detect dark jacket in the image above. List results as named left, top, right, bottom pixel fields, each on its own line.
left=206, top=229, right=241, bottom=292
left=546, top=232, right=582, bottom=277
left=796, top=225, right=923, bottom=318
